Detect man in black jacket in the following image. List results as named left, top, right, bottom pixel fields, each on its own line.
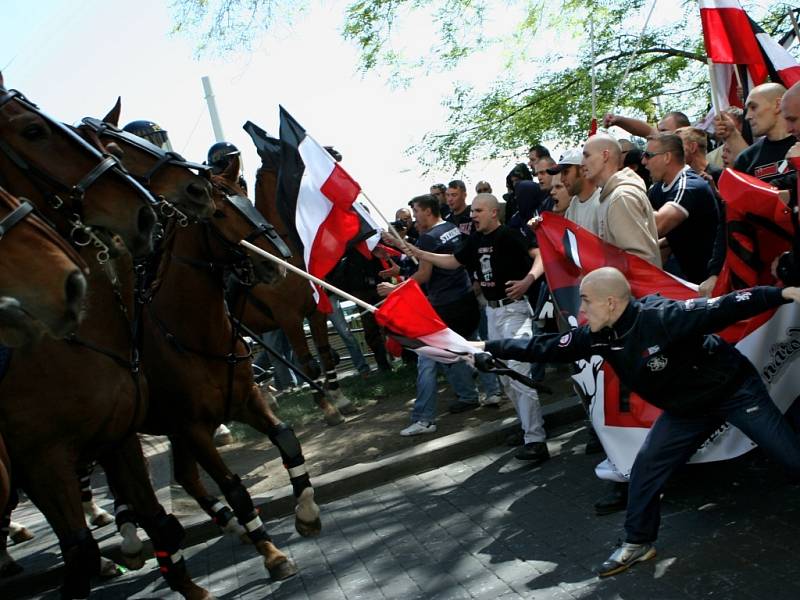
left=475, top=267, right=800, bottom=576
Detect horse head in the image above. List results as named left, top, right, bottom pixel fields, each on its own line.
left=204, top=160, right=290, bottom=286
left=0, top=187, right=87, bottom=346
left=0, top=73, right=158, bottom=258
left=75, top=99, right=215, bottom=222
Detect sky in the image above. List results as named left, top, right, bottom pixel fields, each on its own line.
left=0, top=0, right=784, bottom=225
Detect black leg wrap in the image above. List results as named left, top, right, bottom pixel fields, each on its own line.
left=140, top=510, right=189, bottom=591
left=59, top=527, right=99, bottom=599
left=197, top=495, right=236, bottom=529
left=220, top=475, right=270, bottom=544
left=267, top=423, right=311, bottom=497
left=113, top=500, right=137, bottom=529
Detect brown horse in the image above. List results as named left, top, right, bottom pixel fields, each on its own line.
left=138, top=157, right=315, bottom=583
left=226, top=130, right=355, bottom=426
left=0, top=186, right=88, bottom=572
left=0, top=78, right=211, bottom=599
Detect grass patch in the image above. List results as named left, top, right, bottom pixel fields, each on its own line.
left=228, top=363, right=417, bottom=441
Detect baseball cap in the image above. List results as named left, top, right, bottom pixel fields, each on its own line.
left=546, top=148, right=583, bottom=174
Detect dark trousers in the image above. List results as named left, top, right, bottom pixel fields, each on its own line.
left=625, top=371, right=800, bottom=543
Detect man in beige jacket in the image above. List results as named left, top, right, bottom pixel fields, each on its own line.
left=582, top=134, right=661, bottom=267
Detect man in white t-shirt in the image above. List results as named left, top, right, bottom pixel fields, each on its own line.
left=547, top=148, right=601, bottom=233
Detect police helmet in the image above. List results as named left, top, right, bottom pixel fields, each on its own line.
left=207, top=141, right=240, bottom=174
left=122, top=120, right=171, bottom=150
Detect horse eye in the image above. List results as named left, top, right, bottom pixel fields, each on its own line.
left=20, top=123, right=47, bottom=140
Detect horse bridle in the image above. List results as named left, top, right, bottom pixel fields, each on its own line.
left=0, top=198, right=34, bottom=241
left=80, top=116, right=211, bottom=226
left=0, top=87, right=158, bottom=263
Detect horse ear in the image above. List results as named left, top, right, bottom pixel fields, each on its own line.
left=103, top=97, right=122, bottom=127
left=222, top=154, right=241, bottom=186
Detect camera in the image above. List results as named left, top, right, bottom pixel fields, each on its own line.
left=390, top=219, right=408, bottom=230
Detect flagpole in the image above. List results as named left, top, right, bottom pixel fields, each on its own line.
left=358, top=190, right=419, bottom=264
left=609, top=0, right=658, bottom=114
left=240, top=240, right=378, bottom=313
left=707, top=59, right=721, bottom=118
left=790, top=10, right=800, bottom=50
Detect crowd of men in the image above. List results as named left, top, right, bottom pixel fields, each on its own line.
left=322, top=80, right=800, bottom=576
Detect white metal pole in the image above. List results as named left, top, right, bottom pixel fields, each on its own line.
left=201, top=76, right=225, bottom=143
left=239, top=240, right=378, bottom=313
left=358, top=190, right=419, bottom=264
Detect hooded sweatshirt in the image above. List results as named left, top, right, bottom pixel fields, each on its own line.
left=597, top=167, right=661, bottom=267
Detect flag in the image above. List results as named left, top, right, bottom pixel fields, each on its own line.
left=352, top=202, right=382, bottom=259
left=751, top=18, right=800, bottom=88
left=537, top=212, right=800, bottom=478
left=277, top=107, right=361, bottom=312
left=374, top=279, right=479, bottom=363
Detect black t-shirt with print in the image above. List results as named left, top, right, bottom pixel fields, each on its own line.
left=453, top=225, right=533, bottom=301
left=445, top=207, right=474, bottom=238
left=733, top=135, right=796, bottom=190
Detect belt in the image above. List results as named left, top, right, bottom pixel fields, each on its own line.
left=486, top=297, right=521, bottom=308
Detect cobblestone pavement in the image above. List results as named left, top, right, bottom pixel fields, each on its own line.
left=17, top=424, right=800, bottom=599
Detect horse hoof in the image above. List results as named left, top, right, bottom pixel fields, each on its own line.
left=324, top=412, right=345, bottom=426
left=9, top=526, right=34, bottom=544
left=0, top=560, right=24, bottom=578
left=295, top=516, right=322, bottom=538
left=214, top=424, right=234, bottom=447
left=267, top=558, right=298, bottom=581
left=122, top=552, right=146, bottom=571
left=99, top=557, right=126, bottom=579
left=84, top=504, right=115, bottom=528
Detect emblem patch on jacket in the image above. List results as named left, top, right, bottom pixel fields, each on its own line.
left=646, top=355, right=668, bottom=371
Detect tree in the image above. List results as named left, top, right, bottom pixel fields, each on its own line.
left=171, top=0, right=799, bottom=171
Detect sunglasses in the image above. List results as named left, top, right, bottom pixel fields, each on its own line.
left=642, top=150, right=668, bottom=159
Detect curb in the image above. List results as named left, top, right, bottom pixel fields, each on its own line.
left=1, top=397, right=583, bottom=597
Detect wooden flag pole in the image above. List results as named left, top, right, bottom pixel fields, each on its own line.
left=240, top=240, right=378, bottom=313
left=707, top=58, right=722, bottom=117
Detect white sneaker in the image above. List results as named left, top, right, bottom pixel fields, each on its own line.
left=400, top=421, right=437, bottom=436
left=480, top=394, right=503, bottom=407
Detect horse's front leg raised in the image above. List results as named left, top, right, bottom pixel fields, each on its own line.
left=182, top=423, right=298, bottom=581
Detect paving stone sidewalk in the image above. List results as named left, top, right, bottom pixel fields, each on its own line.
left=15, top=423, right=800, bottom=599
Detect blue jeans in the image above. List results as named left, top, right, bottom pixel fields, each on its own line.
left=328, top=296, right=369, bottom=374
left=411, top=354, right=479, bottom=424
left=625, top=370, right=800, bottom=543
left=255, top=330, right=297, bottom=391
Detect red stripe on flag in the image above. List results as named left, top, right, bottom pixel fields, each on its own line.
left=375, top=279, right=448, bottom=339
left=320, top=163, right=361, bottom=208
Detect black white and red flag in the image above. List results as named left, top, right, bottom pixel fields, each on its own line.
left=700, top=0, right=800, bottom=110
left=276, top=107, right=362, bottom=312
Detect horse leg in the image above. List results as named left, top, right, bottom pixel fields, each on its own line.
left=183, top=425, right=298, bottom=581
left=244, top=384, right=321, bottom=537
left=170, top=436, right=245, bottom=541
left=76, top=463, right=114, bottom=528
left=0, top=489, right=23, bottom=577
left=20, top=454, right=101, bottom=599
left=279, top=316, right=344, bottom=426
left=98, top=434, right=212, bottom=600
left=308, top=311, right=355, bottom=415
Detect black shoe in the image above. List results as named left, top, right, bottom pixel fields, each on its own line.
left=597, top=542, right=656, bottom=577
left=514, top=442, right=550, bottom=464
left=594, top=482, right=628, bottom=516
left=449, top=401, right=479, bottom=414
left=505, top=429, right=525, bottom=447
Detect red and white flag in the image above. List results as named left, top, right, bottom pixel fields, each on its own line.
left=277, top=107, right=361, bottom=312
left=375, top=279, right=479, bottom=363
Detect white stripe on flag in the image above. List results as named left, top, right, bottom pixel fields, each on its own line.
left=415, top=327, right=479, bottom=363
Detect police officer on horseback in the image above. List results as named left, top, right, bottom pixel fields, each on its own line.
left=207, top=141, right=248, bottom=194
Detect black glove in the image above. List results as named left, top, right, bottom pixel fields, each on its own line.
left=474, top=352, right=498, bottom=373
